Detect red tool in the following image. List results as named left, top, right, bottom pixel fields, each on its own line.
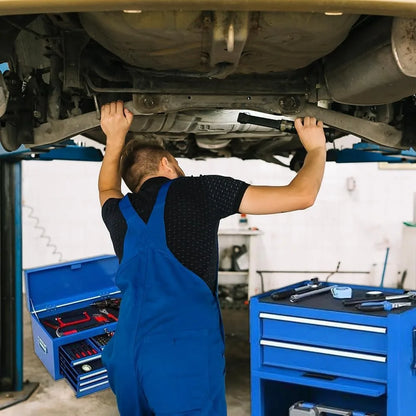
left=61, top=329, right=78, bottom=336
left=99, top=308, right=118, bottom=322
left=55, top=311, right=91, bottom=328
left=93, top=314, right=110, bottom=323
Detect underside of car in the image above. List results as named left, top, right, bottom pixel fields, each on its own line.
left=1, top=2, right=416, bottom=168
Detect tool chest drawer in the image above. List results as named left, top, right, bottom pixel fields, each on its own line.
left=250, top=280, right=416, bottom=416
left=261, top=339, right=387, bottom=382
left=58, top=335, right=114, bottom=397
left=260, top=313, right=388, bottom=355
left=24, top=255, right=120, bottom=397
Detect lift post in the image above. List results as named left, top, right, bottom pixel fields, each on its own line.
left=0, top=159, right=37, bottom=409
left=0, top=159, right=22, bottom=392
left=0, top=140, right=102, bottom=409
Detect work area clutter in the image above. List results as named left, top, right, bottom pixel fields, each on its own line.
left=22, top=156, right=416, bottom=291
left=1, top=150, right=414, bottom=415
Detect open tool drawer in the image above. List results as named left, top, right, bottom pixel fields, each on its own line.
left=250, top=281, right=416, bottom=416
left=24, top=255, right=120, bottom=397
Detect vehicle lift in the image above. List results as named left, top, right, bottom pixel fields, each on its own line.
left=0, top=142, right=102, bottom=410
left=0, top=154, right=38, bottom=409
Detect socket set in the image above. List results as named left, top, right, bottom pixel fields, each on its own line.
left=92, top=332, right=114, bottom=350
left=59, top=336, right=113, bottom=397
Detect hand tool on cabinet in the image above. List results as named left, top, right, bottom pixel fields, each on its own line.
left=55, top=311, right=91, bottom=328
left=55, top=321, right=103, bottom=337
left=99, top=308, right=118, bottom=322
left=271, top=278, right=320, bottom=300
left=355, top=301, right=412, bottom=312
left=344, top=291, right=416, bottom=307
left=93, top=313, right=110, bottom=323
left=289, top=400, right=378, bottom=415
left=93, top=298, right=121, bottom=310
left=93, top=332, right=114, bottom=349
left=290, top=285, right=335, bottom=303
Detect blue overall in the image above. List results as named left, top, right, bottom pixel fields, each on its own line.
left=102, top=181, right=226, bottom=416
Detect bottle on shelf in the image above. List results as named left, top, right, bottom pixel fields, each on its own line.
left=238, top=213, right=249, bottom=229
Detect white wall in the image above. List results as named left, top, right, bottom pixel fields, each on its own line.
left=22, top=160, right=114, bottom=268
left=22, top=154, right=416, bottom=293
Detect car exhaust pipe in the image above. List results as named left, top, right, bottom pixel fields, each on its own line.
left=324, top=17, right=416, bottom=105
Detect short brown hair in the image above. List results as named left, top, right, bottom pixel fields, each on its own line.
left=120, top=140, right=173, bottom=192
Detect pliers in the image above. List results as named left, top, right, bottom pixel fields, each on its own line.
left=99, top=308, right=118, bottom=321
left=356, top=301, right=412, bottom=312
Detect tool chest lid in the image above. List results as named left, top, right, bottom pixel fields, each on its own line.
left=24, top=255, right=120, bottom=313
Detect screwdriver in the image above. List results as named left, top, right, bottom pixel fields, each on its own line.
left=344, top=291, right=416, bottom=306
left=356, top=301, right=412, bottom=312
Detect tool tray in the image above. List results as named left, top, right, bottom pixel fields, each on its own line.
left=289, top=400, right=377, bottom=415
left=250, top=281, right=416, bottom=416
left=24, top=255, right=120, bottom=397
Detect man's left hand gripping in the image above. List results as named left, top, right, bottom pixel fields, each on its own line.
left=98, top=101, right=134, bottom=206
left=100, top=100, right=134, bottom=150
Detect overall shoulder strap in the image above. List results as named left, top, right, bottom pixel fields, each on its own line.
left=119, top=194, right=145, bottom=230
left=146, top=180, right=172, bottom=246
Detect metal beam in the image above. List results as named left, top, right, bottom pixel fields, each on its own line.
left=20, top=97, right=408, bottom=150
left=297, top=103, right=407, bottom=149
left=0, top=0, right=415, bottom=17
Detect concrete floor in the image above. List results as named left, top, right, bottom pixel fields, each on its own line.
left=1, top=307, right=251, bottom=416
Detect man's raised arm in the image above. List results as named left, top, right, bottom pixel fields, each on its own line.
left=98, top=101, right=133, bottom=207
left=239, top=116, right=326, bottom=215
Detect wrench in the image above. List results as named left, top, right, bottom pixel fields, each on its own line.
left=290, top=285, right=335, bottom=303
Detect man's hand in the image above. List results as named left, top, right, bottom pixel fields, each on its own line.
left=100, top=100, right=133, bottom=149
left=239, top=116, right=326, bottom=215
left=294, top=116, right=326, bottom=153
left=98, top=101, right=134, bottom=207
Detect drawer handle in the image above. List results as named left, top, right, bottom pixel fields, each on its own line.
left=79, top=380, right=109, bottom=393
left=260, top=339, right=387, bottom=363
left=303, top=371, right=337, bottom=381
left=79, top=368, right=106, bottom=381
left=260, top=313, right=387, bottom=334
left=79, top=374, right=108, bottom=386
left=412, top=328, right=416, bottom=374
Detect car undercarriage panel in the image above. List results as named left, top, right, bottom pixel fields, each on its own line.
left=79, top=11, right=359, bottom=76
left=1, top=8, right=416, bottom=168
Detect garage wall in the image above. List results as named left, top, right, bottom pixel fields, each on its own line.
left=21, top=154, right=416, bottom=293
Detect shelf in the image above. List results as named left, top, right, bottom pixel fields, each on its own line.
left=218, top=229, right=262, bottom=297
left=218, top=271, right=248, bottom=285
left=218, top=229, right=263, bottom=236
left=252, top=366, right=386, bottom=397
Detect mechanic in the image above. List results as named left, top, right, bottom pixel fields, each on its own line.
left=98, top=100, right=326, bottom=416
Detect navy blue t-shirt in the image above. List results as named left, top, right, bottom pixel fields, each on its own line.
left=102, top=175, right=249, bottom=293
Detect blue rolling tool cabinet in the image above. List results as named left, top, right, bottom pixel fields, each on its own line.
left=24, top=255, right=121, bottom=397
left=250, top=281, right=416, bottom=416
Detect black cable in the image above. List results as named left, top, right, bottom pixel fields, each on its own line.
left=326, top=261, right=341, bottom=282
left=398, top=270, right=408, bottom=289
left=256, top=271, right=265, bottom=294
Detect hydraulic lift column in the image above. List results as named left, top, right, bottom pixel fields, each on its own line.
left=0, top=159, right=22, bottom=393
left=0, top=159, right=37, bottom=409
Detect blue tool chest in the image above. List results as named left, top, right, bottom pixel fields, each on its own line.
left=250, top=281, right=416, bottom=416
left=24, top=255, right=121, bottom=397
